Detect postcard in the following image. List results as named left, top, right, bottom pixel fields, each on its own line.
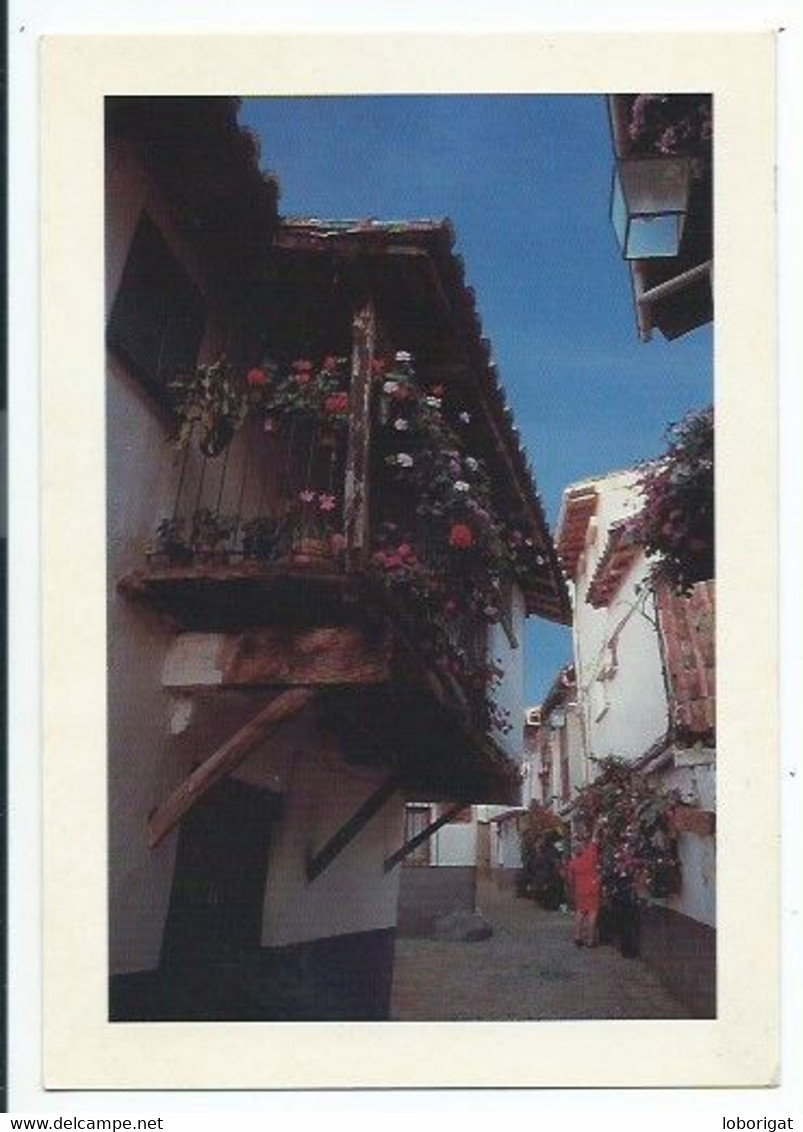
left=41, top=31, right=777, bottom=1089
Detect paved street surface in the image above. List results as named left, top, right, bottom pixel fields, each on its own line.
left=391, top=879, right=687, bottom=1020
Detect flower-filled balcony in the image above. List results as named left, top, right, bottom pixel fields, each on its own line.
left=118, top=339, right=558, bottom=802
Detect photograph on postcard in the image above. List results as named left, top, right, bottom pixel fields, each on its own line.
left=104, top=92, right=716, bottom=1025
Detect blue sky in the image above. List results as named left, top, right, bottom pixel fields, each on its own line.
left=240, top=95, right=712, bottom=702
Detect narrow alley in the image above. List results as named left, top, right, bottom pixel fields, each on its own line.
left=391, top=881, right=687, bottom=1021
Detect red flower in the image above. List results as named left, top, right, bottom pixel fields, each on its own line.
left=293, top=359, right=313, bottom=373
left=246, top=367, right=270, bottom=386
left=324, top=392, right=350, bottom=415
left=431, top=384, right=445, bottom=397
left=322, top=355, right=339, bottom=374
left=449, top=523, right=475, bottom=550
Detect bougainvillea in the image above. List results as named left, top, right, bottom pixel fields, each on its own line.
left=627, top=94, right=712, bottom=164
left=625, top=406, right=714, bottom=593
left=519, top=802, right=566, bottom=908
left=572, top=757, right=682, bottom=900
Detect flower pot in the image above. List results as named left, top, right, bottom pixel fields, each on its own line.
left=291, top=536, right=333, bottom=567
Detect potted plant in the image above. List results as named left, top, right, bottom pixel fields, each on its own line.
left=290, top=490, right=340, bottom=566
left=241, top=516, right=284, bottom=562
left=147, top=517, right=192, bottom=566
left=189, top=508, right=236, bottom=563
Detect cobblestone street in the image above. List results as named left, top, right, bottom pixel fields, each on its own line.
left=391, top=880, right=688, bottom=1020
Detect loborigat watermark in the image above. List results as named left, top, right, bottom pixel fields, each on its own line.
left=723, top=1121, right=795, bottom=1131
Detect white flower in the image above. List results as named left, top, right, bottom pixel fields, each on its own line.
left=397, top=453, right=414, bottom=468
left=458, top=411, right=471, bottom=424
left=394, top=418, right=410, bottom=431
left=464, top=456, right=479, bottom=471
left=454, top=480, right=470, bottom=492
left=424, top=396, right=442, bottom=409
left=395, top=350, right=412, bottom=363
left=383, top=380, right=399, bottom=394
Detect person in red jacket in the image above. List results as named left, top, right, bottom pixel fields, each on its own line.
left=566, top=834, right=602, bottom=947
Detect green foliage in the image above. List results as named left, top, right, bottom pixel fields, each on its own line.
left=170, top=358, right=247, bottom=456
left=572, top=757, right=682, bottom=900
left=626, top=407, right=714, bottom=593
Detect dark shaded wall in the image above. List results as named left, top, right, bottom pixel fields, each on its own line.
left=639, top=904, right=716, bottom=1019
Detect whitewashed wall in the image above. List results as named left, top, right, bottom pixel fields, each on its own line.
left=496, top=819, right=523, bottom=869
left=107, top=138, right=228, bottom=974
left=430, top=818, right=478, bottom=867
left=571, top=472, right=668, bottom=765
left=489, top=584, right=527, bottom=760
left=107, top=140, right=404, bottom=973
left=567, top=470, right=715, bottom=929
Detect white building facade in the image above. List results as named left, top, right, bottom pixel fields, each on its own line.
left=557, top=469, right=716, bottom=1016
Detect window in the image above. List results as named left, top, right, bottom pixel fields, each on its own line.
left=107, top=212, right=206, bottom=397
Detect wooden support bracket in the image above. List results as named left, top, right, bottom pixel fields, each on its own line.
left=305, top=773, right=399, bottom=883
left=148, top=687, right=316, bottom=848
left=383, top=802, right=471, bottom=873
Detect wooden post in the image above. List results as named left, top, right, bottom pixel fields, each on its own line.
left=383, top=802, right=470, bottom=873
left=148, top=687, right=316, bottom=848
left=344, top=299, right=376, bottom=569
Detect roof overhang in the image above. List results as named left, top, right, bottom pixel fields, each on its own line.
left=556, top=487, right=599, bottom=579
left=586, top=522, right=641, bottom=608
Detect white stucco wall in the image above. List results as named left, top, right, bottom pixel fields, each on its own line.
left=107, top=139, right=404, bottom=973
left=107, top=139, right=230, bottom=974
left=571, top=471, right=669, bottom=765
left=566, top=708, right=587, bottom=797
left=260, top=735, right=404, bottom=948
left=566, top=470, right=715, bottom=930
left=489, top=584, right=527, bottom=760
left=656, top=751, right=717, bottom=927
left=497, top=819, right=523, bottom=869
left=430, top=818, right=478, bottom=866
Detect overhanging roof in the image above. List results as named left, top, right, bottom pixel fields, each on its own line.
left=556, top=486, right=598, bottom=579
left=586, top=521, right=641, bottom=608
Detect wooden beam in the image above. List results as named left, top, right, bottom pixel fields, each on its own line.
left=306, top=774, right=399, bottom=883
left=343, top=299, right=376, bottom=569
left=148, top=687, right=316, bottom=848
left=383, top=802, right=471, bottom=873
left=162, top=626, right=391, bottom=689
left=637, top=260, right=713, bottom=305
